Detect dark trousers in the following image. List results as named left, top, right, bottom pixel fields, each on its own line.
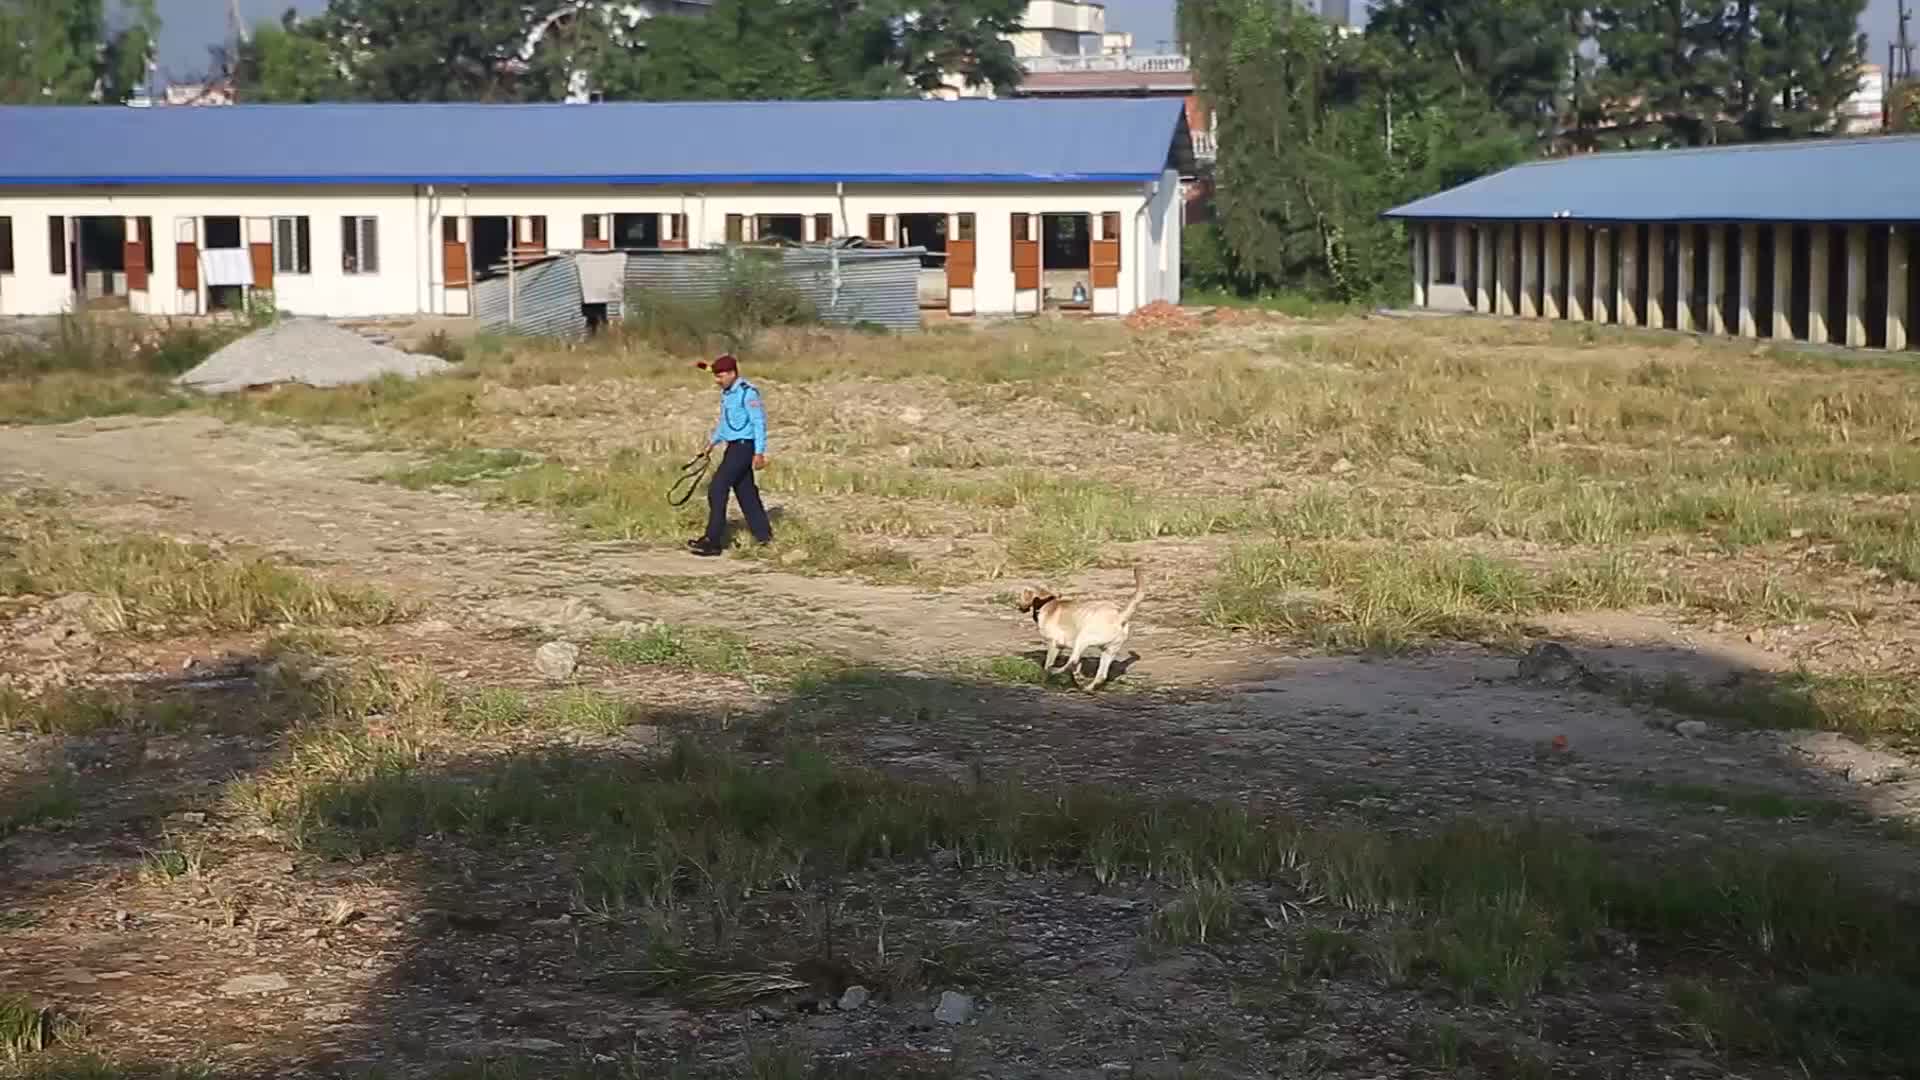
left=705, top=440, right=772, bottom=545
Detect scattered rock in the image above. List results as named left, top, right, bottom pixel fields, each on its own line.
left=900, top=406, right=926, bottom=425
left=933, top=990, right=974, bottom=1025
left=219, top=973, right=293, bottom=996
left=534, top=641, right=580, bottom=681
left=779, top=548, right=809, bottom=566
left=304, top=1004, right=355, bottom=1025
left=1516, top=642, right=1589, bottom=688
left=1674, top=720, right=1710, bottom=738
left=838, top=985, right=871, bottom=1011
left=1329, top=456, right=1354, bottom=475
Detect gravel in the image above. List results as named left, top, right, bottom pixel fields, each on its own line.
left=174, top=318, right=452, bottom=395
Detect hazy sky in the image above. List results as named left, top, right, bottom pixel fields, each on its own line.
left=152, top=0, right=1911, bottom=80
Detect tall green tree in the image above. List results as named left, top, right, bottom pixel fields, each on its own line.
left=1365, top=0, right=1583, bottom=138
left=288, top=0, right=537, bottom=102
left=0, top=0, right=156, bottom=104
left=1181, top=0, right=1527, bottom=301
left=225, top=12, right=354, bottom=103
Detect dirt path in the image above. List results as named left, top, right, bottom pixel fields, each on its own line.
left=4, top=415, right=1917, bottom=860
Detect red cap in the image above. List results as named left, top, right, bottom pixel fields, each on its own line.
left=695, top=354, right=739, bottom=373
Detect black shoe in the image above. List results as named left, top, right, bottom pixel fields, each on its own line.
left=688, top=539, right=724, bottom=557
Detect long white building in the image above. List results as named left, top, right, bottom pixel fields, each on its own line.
left=0, top=98, right=1188, bottom=321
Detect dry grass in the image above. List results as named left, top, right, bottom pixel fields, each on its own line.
left=0, top=514, right=409, bottom=634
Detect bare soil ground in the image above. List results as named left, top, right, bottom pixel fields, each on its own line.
left=4, top=313, right=1920, bottom=1079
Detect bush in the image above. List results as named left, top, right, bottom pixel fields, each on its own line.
left=0, top=315, right=239, bottom=379
left=623, top=248, right=816, bottom=355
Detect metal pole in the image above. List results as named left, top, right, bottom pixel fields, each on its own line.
left=508, top=221, right=517, bottom=327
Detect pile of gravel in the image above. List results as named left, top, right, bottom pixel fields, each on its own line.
left=174, top=318, right=453, bottom=395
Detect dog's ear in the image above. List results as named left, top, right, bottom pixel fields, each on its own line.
left=1015, top=587, right=1040, bottom=612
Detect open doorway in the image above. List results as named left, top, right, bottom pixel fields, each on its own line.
left=899, top=213, right=949, bottom=309
left=72, top=217, right=131, bottom=308
left=202, top=216, right=245, bottom=311
left=613, top=213, right=660, bottom=249
left=470, top=217, right=511, bottom=276
left=755, top=215, right=804, bottom=245
left=1041, top=213, right=1092, bottom=309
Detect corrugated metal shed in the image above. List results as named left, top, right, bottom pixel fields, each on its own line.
left=475, top=254, right=588, bottom=338
left=1383, top=136, right=1920, bottom=223
left=0, top=99, right=1187, bottom=186
left=624, top=247, right=926, bottom=332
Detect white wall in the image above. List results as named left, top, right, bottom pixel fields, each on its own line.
left=1, top=181, right=1160, bottom=319
left=1141, top=168, right=1182, bottom=307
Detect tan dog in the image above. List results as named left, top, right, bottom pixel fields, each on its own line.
left=1015, top=566, right=1146, bottom=690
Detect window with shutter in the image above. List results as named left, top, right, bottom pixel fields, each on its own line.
left=274, top=216, right=311, bottom=274
left=342, top=216, right=379, bottom=275
left=814, top=214, right=833, bottom=242
left=0, top=217, right=12, bottom=274
left=726, top=214, right=745, bottom=244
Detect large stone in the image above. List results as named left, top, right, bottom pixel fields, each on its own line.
left=220, top=973, right=292, bottom=996
left=933, top=990, right=974, bottom=1025
left=534, top=641, right=580, bottom=681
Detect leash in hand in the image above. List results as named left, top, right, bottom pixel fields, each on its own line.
left=667, top=446, right=713, bottom=507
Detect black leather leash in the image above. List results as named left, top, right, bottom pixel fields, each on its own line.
left=667, top=446, right=713, bottom=507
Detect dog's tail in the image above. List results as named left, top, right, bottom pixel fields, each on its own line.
left=1118, top=565, right=1147, bottom=624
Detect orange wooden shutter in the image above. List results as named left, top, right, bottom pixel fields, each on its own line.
left=584, top=236, right=612, bottom=250
left=814, top=213, right=833, bottom=242
left=443, top=241, right=469, bottom=287
left=947, top=240, right=976, bottom=289
left=583, top=214, right=610, bottom=250
left=866, top=214, right=887, bottom=244
left=1091, top=221, right=1121, bottom=289
left=175, top=242, right=199, bottom=291
left=1011, top=213, right=1039, bottom=291
left=124, top=225, right=148, bottom=291
left=249, top=242, right=274, bottom=290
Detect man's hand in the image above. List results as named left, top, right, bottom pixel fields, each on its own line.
left=753, top=454, right=767, bottom=470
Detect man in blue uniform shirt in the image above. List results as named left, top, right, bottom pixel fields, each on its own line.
left=688, top=353, right=772, bottom=557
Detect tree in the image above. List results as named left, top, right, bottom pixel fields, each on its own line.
left=0, top=0, right=157, bottom=104
left=225, top=12, right=354, bottom=103
left=588, top=0, right=1025, bottom=102
left=1365, top=0, right=1583, bottom=139
left=275, top=0, right=538, bottom=103
left=1593, top=0, right=1867, bottom=146
left=1181, top=0, right=1527, bottom=301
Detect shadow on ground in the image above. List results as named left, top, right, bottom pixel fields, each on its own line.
left=3, top=634, right=1919, bottom=1078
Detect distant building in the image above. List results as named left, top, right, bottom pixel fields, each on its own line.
left=1843, top=63, right=1886, bottom=134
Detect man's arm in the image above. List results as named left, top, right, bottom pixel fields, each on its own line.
left=746, top=387, right=768, bottom=456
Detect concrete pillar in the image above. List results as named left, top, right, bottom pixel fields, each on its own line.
left=1891, top=226, right=1911, bottom=352
left=1453, top=222, right=1472, bottom=295
left=1772, top=225, right=1793, bottom=340
left=1647, top=224, right=1667, bottom=330
left=1737, top=224, right=1759, bottom=338
left=1676, top=227, right=1695, bottom=332
left=1809, top=227, right=1830, bottom=345
left=1475, top=226, right=1493, bottom=313
left=1497, top=222, right=1512, bottom=313
left=1412, top=224, right=1428, bottom=307
left=1519, top=223, right=1540, bottom=318
left=1593, top=228, right=1615, bottom=323
left=1845, top=224, right=1868, bottom=348
left=1619, top=224, right=1641, bottom=327
left=1543, top=222, right=1564, bottom=320
left=1568, top=225, right=1590, bottom=321
left=1705, top=226, right=1727, bottom=335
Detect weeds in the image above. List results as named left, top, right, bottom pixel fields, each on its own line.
left=0, top=994, right=56, bottom=1058
left=1208, top=542, right=1651, bottom=650
left=382, top=448, right=536, bottom=490
left=0, top=770, right=77, bottom=837
left=0, top=316, right=238, bottom=424
left=0, top=520, right=409, bottom=633
left=1618, top=669, right=1920, bottom=746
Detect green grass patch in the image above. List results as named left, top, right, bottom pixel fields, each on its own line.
left=0, top=770, right=78, bottom=838
left=1618, top=669, right=1920, bottom=747
left=382, top=448, right=538, bottom=490
left=1626, top=781, right=1856, bottom=823
left=0, top=520, right=410, bottom=634
left=1207, top=542, right=1651, bottom=651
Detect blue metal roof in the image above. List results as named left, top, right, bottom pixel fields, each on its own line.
left=1383, top=135, right=1920, bottom=223
left=0, top=99, right=1186, bottom=187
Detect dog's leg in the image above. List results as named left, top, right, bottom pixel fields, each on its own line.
left=1058, top=638, right=1091, bottom=683
left=1084, top=646, right=1118, bottom=691
left=1042, top=640, right=1061, bottom=676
